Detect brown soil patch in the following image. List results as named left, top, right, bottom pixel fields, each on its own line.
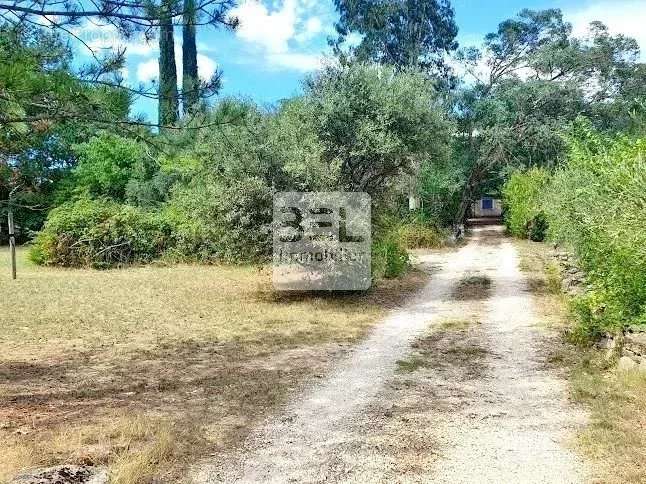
left=451, top=275, right=492, bottom=301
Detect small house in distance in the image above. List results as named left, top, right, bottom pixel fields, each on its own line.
left=471, top=195, right=502, bottom=218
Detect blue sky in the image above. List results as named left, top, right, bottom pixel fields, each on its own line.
left=73, top=0, right=646, bottom=121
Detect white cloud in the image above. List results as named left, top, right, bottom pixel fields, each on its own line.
left=229, top=0, right=328, bottom=72
left=196, top=53, right=218, bottom=80
left=124, top=38, right=157, bottom=57
left=230, top=0, right=298, bottom=54
left=295, top=17, right=323, bottom=43
left=136, top=49, right=218, bottom=83
left=136, top=59, right=158, bottom=83
left=565, top=0, right=646, bottom=60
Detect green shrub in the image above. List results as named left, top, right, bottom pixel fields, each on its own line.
left=566, top=291, right=610, bottom=345
left=165, top=177, right=273, bottom=263
left=545, top=121, right=646, bottom=336
left=30, top=198, right=171, bottom=268
left=398, top=222, right=448, bottom=249
left=161, top=103, right=286, bottom=263
left=527, top=211, right=548, bottom=242
left=502, top=167, right=551, bottom=239
left=72, top=134, right=153, bottom=201
left=372, top=230, right=410, bottom=279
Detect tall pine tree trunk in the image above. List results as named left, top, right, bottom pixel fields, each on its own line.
left=158, top=0, right=179, bottom=128
left=182, top=0, right=199, bottom=114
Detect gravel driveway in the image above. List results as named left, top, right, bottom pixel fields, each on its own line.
left=196, top=225, right=589, bottom=483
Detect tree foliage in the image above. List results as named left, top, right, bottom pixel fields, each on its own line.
left=304, top=64, right=453, bottom=199
left=451, top=8, right=645, bottom=223
left=31, top=65, right=453, bottom=266
left=544, top=122, right=646, bottom=335
left=501, top=167, right=550, bottom=240
left=332, top=0, right=458, bottom=73
left=72, top=134, right=154, bottom=201
left=0, top=24, right=133, bottom=241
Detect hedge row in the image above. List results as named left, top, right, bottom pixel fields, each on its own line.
left=502, top=125, right=646, bottom=336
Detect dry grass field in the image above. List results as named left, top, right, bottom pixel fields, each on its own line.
left=0, top=247, right=428, bottom=483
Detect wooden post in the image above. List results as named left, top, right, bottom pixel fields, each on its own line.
left=8, top=208, right=16, bottom=280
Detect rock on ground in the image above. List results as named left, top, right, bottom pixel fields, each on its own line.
left=11, top=465, right=108, bottom=484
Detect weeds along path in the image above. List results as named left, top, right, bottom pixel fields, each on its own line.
left=196, top=226, right=588, bottom=483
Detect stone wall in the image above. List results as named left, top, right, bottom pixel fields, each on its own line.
left=552, top=246, right=646, bottom=372
left=552, top=248, right=587, bottom=296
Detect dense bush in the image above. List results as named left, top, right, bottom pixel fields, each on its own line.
left=71, top=134, right=154, bottom=201
left=372, top=230, right=410, bottom=279
left=418, top=160, right=466, bottom=226
left=165, top=176, right=274, bottom=263
left=501, top=167, right=551, bottom=241
left=161, top=102, right=288, bottom=263
left=545, top=122, right=646, bottom=334
left=398, top=221, right=448, bottom=249
left=30, top=198, right=171, bottom=268
left=161, top=67, right=452, bottom=265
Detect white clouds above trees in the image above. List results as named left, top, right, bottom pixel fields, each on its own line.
left=565, top=0, right=645, bottom=60
left=229, top=0, right=330, bottom=71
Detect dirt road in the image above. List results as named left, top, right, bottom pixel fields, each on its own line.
left=197, top=225, right=588, bottom=483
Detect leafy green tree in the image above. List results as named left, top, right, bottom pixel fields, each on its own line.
left=451, top=9, right=645, bottom=224
left=0, top=24, right=130, bottom=144
left=0, top=24, right=133, bottom=240
left=72, top=134, right=153, bottom=201
left=1, top=0, right=237, bottom=129
left=303, top=64, right=453, bottom=200
left=332, top=0, right=458, bottom=73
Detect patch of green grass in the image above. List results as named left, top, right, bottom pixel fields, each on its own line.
left=398, top=223, right=448, bottom=249
left=545, top=263, right=563, bottom=294
left=514, top=239, right=570, bottom=329
left=396, top=356, right=430, bottom=373
left=439, top=319, right=475, bottom=331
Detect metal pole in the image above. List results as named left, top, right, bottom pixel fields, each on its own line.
left=8, top=208, right=16, bottom=280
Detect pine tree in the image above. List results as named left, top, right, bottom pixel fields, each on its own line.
left=158, top=0, right=179, bottom=127
left=182, top=0, right=199, bottom=114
